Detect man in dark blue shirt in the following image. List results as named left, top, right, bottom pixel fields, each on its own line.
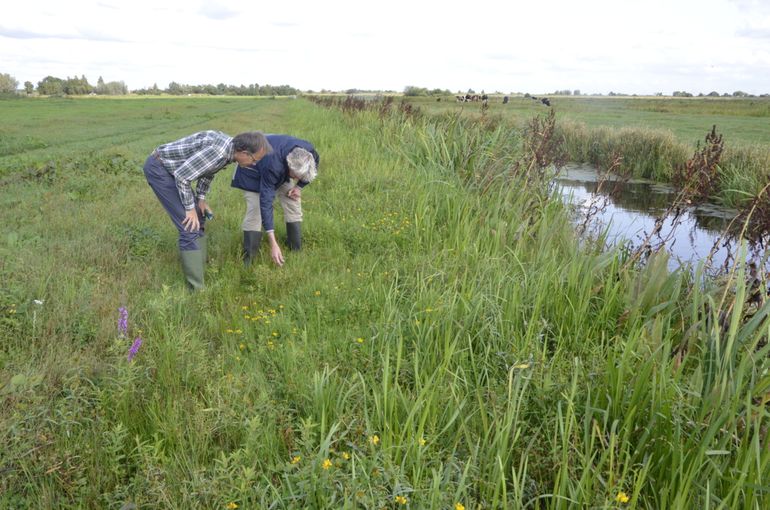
left=231, top=134, right=319, bottom=267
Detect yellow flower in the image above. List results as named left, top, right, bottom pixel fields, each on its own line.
left=322, top=458, right=332, bottom=470
left=239, top=343, right=245, bottom=350
left=314, top=290, right=321, bottom=296
left=356, top=337, right=365, bottom=343
left=369, top=434, right=380, bottom=445
left=226, top=503, right=238, bottom=509
left=241, top=306, right=248, bottom=311
left=455, top=504, right=465, bottom=510
left=419, top=437, right=426, bottom=446
left=226, top=329, right=233, bottom=333
left=342, top=452, right=350, bottom=460
left=291, top=455, right=301, bottom=464
left=616, top=492, right=630, bottom=504
left=394, top=495, right=408, bottom=505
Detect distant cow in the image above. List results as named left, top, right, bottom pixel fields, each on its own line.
left=541, top=97, right=551, bottom=106
left=503, top=96, right=509, bottom=104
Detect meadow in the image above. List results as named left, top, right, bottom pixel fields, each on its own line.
left=1, top=96, right=769, bottom=509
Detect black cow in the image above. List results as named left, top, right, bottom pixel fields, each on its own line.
left=541, top=97, right=551, bottom=106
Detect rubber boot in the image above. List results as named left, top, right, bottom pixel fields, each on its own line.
left=180, top=249, right=205, bottom=290
left=243, top=230, right=262, bottom=265
left=199, top=234, right=208, bottom=264
left=286, top=222, right=301, bottom=251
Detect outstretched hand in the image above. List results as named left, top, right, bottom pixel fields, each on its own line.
left=271, top=244, right=285, bottom=267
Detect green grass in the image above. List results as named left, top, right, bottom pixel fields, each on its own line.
left=408, top=95, right=770, bottom=146
left=1, top=96, right=769, bottom=509
left=405, top=95, right=770, bottom=207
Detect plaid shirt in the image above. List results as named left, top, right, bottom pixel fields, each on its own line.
left=154, top=131, right=234, bottom=210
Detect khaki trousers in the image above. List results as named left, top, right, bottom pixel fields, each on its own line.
left=242, top=182, right=303, bottom=231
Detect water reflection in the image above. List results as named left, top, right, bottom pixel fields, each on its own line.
left=553, top=163, right=751, bottom=272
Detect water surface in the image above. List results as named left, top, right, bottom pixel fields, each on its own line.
left=554, top=163, right=744, bottom=272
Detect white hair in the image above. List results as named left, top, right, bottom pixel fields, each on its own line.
left=286, top=147, right=318, bottom=183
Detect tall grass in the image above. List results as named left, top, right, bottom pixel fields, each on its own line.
left=1, top=97, right=769, bottom=508
left=557, top=119, right=770, bottom=211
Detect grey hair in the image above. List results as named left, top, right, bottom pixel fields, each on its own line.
left=286, top=147, right=318, bottom=183
left=232, top=131, right=272, bottom=155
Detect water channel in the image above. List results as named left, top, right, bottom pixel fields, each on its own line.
left=553, top=163, right=759, bottom=273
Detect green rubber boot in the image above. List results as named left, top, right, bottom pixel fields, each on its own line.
left=199, top=234, right=208, bottom=264
left=180, top=249, right=205, bottom=290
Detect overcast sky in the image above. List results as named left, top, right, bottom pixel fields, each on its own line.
left=1, top=0, right=769, bottom=95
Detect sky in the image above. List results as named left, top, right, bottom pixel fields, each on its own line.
left=1, top=0, right=769, bottom=95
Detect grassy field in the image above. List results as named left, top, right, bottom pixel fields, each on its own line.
left=407, top=95, right=770, bottom=146
left=1, top=96, right=769, bottom=509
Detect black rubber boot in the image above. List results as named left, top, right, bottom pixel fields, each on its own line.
left=286, top=222, right=301, bottom=251
left=243, top=230, right=262, bottom=265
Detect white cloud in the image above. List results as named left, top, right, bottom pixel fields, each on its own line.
left=0, top=0, right=768, bottom=94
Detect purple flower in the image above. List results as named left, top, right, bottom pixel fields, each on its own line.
left=118, top=307, right=128, bottom=337
left=127, top=337, right=142, bottom=361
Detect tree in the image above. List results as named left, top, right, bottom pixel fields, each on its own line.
left=0, top=72, right=19, bottom=94
left=37, top=76, right=65, bottom=95
left=24, top=81, right=34, bottom=94
left=403, top=86, right=428, bottom=96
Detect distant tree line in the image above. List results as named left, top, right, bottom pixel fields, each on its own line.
left=134, top=82, right=300, bottom=96
left=0, top=72, right=300, bottom=97
left=33, top=75, right=128, bottom=95
left=2, top=73, right=769, bottom=98
left=403, top=86, right=453, bottom=97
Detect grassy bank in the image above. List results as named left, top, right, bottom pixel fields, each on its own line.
left=1, top=97, right=769, bottom=508
left=406, top=95, right=770, bottom=207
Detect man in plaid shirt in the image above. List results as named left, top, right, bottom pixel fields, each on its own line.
left=144, top=130, right=271, bottom=290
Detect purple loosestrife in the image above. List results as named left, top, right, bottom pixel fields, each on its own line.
left=118, top=307, right=128, bottom=337
left=127, top=337, right=142, bottom=362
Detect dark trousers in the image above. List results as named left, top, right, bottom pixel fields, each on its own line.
left=143, top=155, right=205, bottom=251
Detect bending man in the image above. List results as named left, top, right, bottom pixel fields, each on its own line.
left=231, top=134, right=319, bottom=267
left=144, top=130, right=271, bottom=289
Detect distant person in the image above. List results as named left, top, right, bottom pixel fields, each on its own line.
left=231, top=134, right=319, bottom=267
left=144, top=130, right=271, bottom=289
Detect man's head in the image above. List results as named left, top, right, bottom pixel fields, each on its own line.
left=232, top=131, right=271, bottom=167
left=286, top=147, right=318, bottom=184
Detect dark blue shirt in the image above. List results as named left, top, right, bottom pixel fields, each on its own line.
left=231, top=135, right=319, bottom=232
